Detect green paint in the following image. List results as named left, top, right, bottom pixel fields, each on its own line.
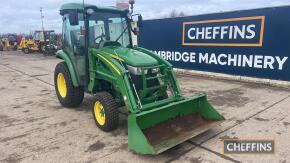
left=57, top=3, right=225, bottom=155
left=128, top=94, right=225, bottom=154
left=56, top=50, right=79, bottom=86
left=60, top=3, right=127, bottom=13
left=102, top=46, right=159, bottom=67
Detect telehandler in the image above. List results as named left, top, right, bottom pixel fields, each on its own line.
left=54, top=2, right=225, bottom=154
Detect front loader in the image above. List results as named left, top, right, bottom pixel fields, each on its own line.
left=54, top=2, right=225, bottom=155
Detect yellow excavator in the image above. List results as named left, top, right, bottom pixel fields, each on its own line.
left=18, top=37, right=39, bottom=54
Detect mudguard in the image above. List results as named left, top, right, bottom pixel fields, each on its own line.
left=55, top=50, right=80, bottom=87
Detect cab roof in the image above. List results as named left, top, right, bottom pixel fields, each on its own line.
left=60, top=3, right=128, bottom=15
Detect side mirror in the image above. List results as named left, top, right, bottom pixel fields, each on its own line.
left=137, top=15, right=143, bottom=27
left=69, top=11, right=79, bottom=26
left=129, top=0, right=135, bottom=12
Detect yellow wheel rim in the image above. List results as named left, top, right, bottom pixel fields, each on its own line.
left=57, top=73, right=67, bottom=98
left=94, top=101, right=106, bottom=126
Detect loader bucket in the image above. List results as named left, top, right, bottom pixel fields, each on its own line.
left=128, top=94, right=224, bottom=155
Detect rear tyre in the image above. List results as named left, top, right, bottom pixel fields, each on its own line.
left=92, top=92, right=119, bottom=132
left=54, top=62, right=84, bottom=108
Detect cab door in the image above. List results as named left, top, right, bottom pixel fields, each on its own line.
left=62, top=13, right=86, bottom=85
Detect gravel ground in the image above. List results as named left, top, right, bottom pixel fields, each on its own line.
left=0, top=51, right=289, bottom=163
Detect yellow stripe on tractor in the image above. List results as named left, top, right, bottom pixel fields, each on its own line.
left=102, top=51, right=125, bottom=62
left=97, top=54, right=121, bottom=75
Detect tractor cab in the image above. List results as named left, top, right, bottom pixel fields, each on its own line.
left=34, top=30, right=56, bottom=42
left=59, top=3, right=142, bottom=85
left=60, top=3, right=139, bottom=50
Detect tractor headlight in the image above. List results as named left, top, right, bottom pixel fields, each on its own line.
left=127, top=65, right=147, bottom=75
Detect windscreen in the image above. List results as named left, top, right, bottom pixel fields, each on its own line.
left=88, top=12, right=131, bottom=48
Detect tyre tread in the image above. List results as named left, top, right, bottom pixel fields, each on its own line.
left=92, top=92, right=119, bottom=132
left=54, top=62, right=84, bottom=107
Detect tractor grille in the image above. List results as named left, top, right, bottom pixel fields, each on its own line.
left=127, top=65, right=170, bottom=104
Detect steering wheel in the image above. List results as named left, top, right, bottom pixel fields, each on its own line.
left=94, top=34, right=105, bottom=48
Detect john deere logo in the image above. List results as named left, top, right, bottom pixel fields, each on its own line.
left=182, top=16, right=265, bottom=47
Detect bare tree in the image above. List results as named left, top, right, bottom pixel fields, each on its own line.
left=169, top=9, right=178, bottom=18
left=179, top=11, right=185, bottom=17
left=169, top=10, right=186, bottom=18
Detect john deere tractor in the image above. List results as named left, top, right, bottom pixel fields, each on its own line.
left=54, top=2, right=224, bottom=154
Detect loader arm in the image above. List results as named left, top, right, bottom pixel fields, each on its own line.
left=87, top=47, right=188, bottom=113
left=88, top=48, right=139, bottom=113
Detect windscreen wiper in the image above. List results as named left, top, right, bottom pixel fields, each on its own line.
left=115, top=21, right=128, bottom=42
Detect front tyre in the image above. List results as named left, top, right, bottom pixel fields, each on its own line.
left=54, top=62, right=84, bottom=107
left=92, top=92, right=119, bottom=132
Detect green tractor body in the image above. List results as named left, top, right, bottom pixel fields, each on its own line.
left=55, top=3, right=225, bottom=155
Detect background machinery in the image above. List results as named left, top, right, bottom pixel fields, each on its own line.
left=0, top=34, right=18, bottom=51
left=18, top=36, right=39, bottom=54
left=34, top=30, right=58, bottom=55
left=54, top=2, right=225, bottom=154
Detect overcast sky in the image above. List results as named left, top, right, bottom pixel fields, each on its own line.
left=1, top=0, right=290, bottom=34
